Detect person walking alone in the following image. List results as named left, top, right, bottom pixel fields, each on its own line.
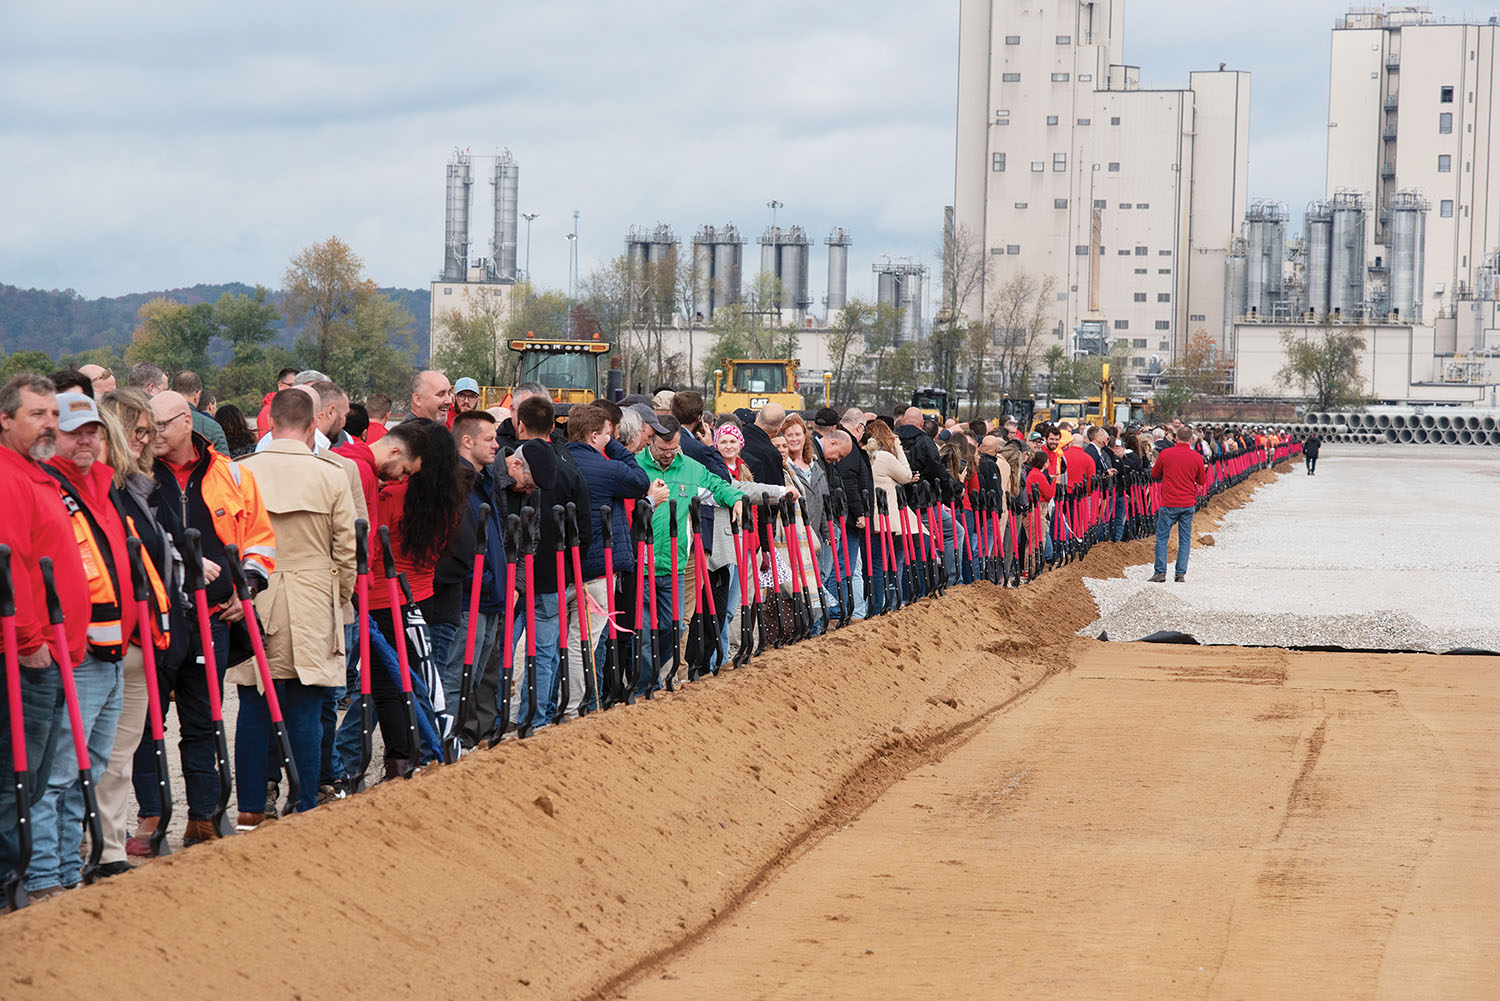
left=1149, top=424, right=1208, bottom=583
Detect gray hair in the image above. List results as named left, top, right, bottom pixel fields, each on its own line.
left=0, top=374, right=56, bottom=416
left=615, top=407, right=644, bottom=450
left=309, top=379, right=345, bottom=408
left=513, top=381, right=549, bottom=404
left=293, top=370, right=329, bottom=386
left=127, top=362, right=165, bottom=389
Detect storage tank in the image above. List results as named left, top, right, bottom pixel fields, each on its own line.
left=691, top=224, right=745, bottom=321
left=443, top=152, right=472, bottom=282
left=1224, top=237, right=1247, bottom=330
left=825, top=227, right=851, bottom=314
left=1329, top=190, right=1367, bottom=319
left=759, top=225, right=813, bottom=316
left=900, top=270, right=924, bottom=342
left=491, top=151, right=519, bottom=281
left=877, top=270, right=898, bottom=309
left=1303, top=200, right=1333, bottom=320
left=1386, top=189, right=1427, bottom=321
left=1244, top=200, right=1287, bottom=318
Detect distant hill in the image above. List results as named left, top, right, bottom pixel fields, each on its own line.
left=0, top=282, right=431, bottom=361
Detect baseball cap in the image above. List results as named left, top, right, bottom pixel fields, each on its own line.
left=1027, top=431, right=1043, bottom=441
left=629, top=402, right=678, bottom=437
left=813, top=407, right=839, bottom=428
left=517, top=439, right=557, bottom=491
left=56, top=392, right=103, bottom=432
left=453, top=377, right=480, bottom=396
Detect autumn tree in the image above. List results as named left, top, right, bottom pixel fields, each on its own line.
left=123, top=297, right=217, bottom=375
left=282, top=236, right=370, bottom=371
left=824, top=298, right=871, bottom=406
left=1152, top=329, right=1235, bottom=418
left=1277, top=323, right=1367, bottom=411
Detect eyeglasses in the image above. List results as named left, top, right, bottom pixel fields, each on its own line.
left=154, top=412, right=189, bottom=433
left=131, top=425, right=154, bottom=443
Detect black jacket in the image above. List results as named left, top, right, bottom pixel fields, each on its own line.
left=740, top=421, right=784, bottom=487
left=897, top=424, right=950, bottom=491
left=833, top=430, right=875, bottom=520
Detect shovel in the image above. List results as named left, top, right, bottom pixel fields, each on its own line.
left=124, top=538, right=173, bottom=857
left=223, top=545, right=299, bottom=814
left=351, top=518, right=374, bottom=792
left=0, top=545, right=34, bottom=910
left=597, top=506, right=625, bottom=707
left=565, top=503, right=601, bottom=715
left=550, top=504, right=570, bottom=726
left=180, top=529, right=235, bottom=838
left=730, top=507, right=753, bottom=668
left=486, top=513, right=523, bottom=749
left=38, top=558, right=104, bottom=884
left=516, top=507, right=541, bottom=737
left=451, top=503, right=490, bottom=759
left=377, top=527, right=422, bottom=775
left=798, top=496, right=832, bottom=629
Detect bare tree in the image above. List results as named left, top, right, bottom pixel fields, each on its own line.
left=986, top=270, right=1058, bottom=399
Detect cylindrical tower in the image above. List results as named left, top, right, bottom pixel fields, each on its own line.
left=1244, top=200, right=1287, bottom=318
left=825, top=227, right=851, bottom=314
left=1387, top=189, right=1427, bottom=321
left=1304, top=200, right=1333, bottom=320
left=491, top=151, right=519, bottom=281
left=443, top=152, right=472, bottom=282
left=1224, top=237, right=1247, bottom=330
left=1329, top=189, right=1367, bottom=319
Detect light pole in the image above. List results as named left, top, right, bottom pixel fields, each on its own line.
left=565, top=211, right=579, bottom=338
left=766, top=199, right=783, bottom=232
left=521, top=212, right=539, bottom=282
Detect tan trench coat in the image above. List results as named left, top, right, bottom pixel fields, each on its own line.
left=225, top=439, right=356, bottom=691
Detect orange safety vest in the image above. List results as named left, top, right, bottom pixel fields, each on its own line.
left=54, top=483, right=171, bottom=658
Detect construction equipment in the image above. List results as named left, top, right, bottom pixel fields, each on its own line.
left=712, top=359, right=804, bottom=413
left=477, top=337, right=612, bottom=409
left=912, top=387, right=953, bottom=420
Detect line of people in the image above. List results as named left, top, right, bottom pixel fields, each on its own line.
left=0, top=363, right=1303, bottom=913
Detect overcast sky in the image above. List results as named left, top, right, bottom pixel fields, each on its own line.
left=1, top=1, right=1488, bottom=303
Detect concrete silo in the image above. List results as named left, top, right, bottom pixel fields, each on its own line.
left=491, top=151, right=519, bottom=281
left=691, top=225, right=745, bottom=322
left=1244, top=200, right=1287, bottom=319
left=443, top=151, right=473, bottom=282
left=758, top=226, right=813, bottom=320
left=1303, top=200, right=1333, bottom=320
left=1386, top=189, right=1427, bottom=321
left=825, top=227, right=851, bottom=315
left=1329, top=190, right=1367, bottom=319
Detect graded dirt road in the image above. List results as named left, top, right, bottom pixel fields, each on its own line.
left=618, top=641, right=1500, bottom=999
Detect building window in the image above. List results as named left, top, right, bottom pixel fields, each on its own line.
left=1440, top=85, right=1454, bottom=103
left=1075, top=245, right=1089, bottom=255
left=1134, top=268, right=1147, bottom=275
left=1053, top=153, right=1067, bottom=171
left=1136, top=202, right=1149, bottom=209
left=1108, top=162, right=1120, bottom=172
left=1093, top=199, right=1106, bottom=209
left=1077, top=117, right=1091, bottom=125
left=992, top=152, right=1006, bottom=172
left=1051, top=72, right=1070, bottom=82
left=1013, top=201, right=1029, bottom=209
left=1079, top=73, right=1093, bottom=82
left=1117, top=249, right=1132, bottom=256
left=1005, top=35, right=1021, bottom=44
left=1438, top=154, right=1452, bottom=172
left=1110, top=116, right=1121, bottom=125
left=1154, top=321, right=1170, bottom=330
left=1002, top=72, right=1021, bottom=82
left=1054, top=198, right=1069, bottom=208
left=990, top=248, right=1005, bottom=255
left=1057, top=292, right=1069, bottom=301
left=1158, top=268, right=1171, bottom=275
left=1157, top=292, right=1171, bottom=302
left=1056, top=34, right=1071, bottom=44
left=1046, top=115, right=1059, bottom=125
left=1188, top=316, right=1205, bottom=323
left=1031, top=161, right=1045, bottom=172
left=1160, top=341, right=1170, bottom=350
left=1159, top=250, right=1172, bottom=256
left=1440, top=199, right=1454, bottom=217
left=1439, top=112, right=1453, bottom=134
left=1113, top=319, right=1130, bottom=329
left=1119, top=202, right=1132, bottom=209
left=1006, top=244, right=1020, bottom=255
left=1132, top=338, right=1148, bottom=348
left=443, top=287, right=453, bottom=295
left=1131, top=357, right=1146, bottom=368
left=1133, top=292, right=1147, bottom=302
left=1135, top=246, right=1148, bottom=256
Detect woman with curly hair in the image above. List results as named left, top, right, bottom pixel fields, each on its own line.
left=365, top=418, right=463, bottom=776
left=212, top=403, right=257, bottom=458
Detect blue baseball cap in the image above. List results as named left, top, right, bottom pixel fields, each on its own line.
left=453, top=377, right=480, bottom=396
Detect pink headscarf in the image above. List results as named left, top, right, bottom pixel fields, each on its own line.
left=715, top=423, right=744, bottom=447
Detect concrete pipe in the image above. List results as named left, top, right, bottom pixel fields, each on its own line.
left=1442, top=429, right=1459, bottom=444
left=1347, top=414, right=1364, bottom=429
left=1458, top=429, right=1474, bottom=445
left=1437, top=415, right=1452, bottom=430
left=1482, top=416, right=1497, bottom=433
left=1488, top=430, right=1500, bottom=446
left=1420, top=414, right=1437, bottom=429
left=1397, top=428, right=1414, bottom=443
left=1384, top=429, right=1399, bottom=443
left=1409, top=429, right=1427, bottom=444
left=1465, top=415, right=1482, bottom=431
left=1377, top=414, right=1392, bottom=429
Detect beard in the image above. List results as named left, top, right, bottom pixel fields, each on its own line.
left=29, top=431, right=56, bottom=462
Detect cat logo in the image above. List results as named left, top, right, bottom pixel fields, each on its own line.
left=750, top=397, right=770, bottom=409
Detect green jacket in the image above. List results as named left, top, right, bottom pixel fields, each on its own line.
left=636, top=448, right=744, bottom=575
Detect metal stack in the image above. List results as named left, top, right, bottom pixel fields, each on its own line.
left=759, top=226, right=813, bottom=319
left=1244, top=200, right=1288, bottom=319
left=1385, top=189, right=1428, bottom=321
left=1329, top=190, right=1367, bottom=319
left=1303, top=200, right=1333, bottom=320
left=825, top=227, right=852, bottom=315
left=443, top=151, right=473, bottom=282
left=491, top=151, right=519, bottom=282
left=874, top=262, right=927, bottom=342
left=690, top=225, right=745, bottom=322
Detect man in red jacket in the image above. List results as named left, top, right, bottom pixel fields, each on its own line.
left=0, top=375, right=90, bottom=900
left=1149, top=424, right=1208, bottom=582
left=256, top=368, right=298, bottom=437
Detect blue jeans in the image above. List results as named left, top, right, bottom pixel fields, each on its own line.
left=0, top=659, right=63, bottom=885
left=819, top=524, right=865, bottom=619
left=28, top=653, right=123, bottom=891
left=1154, top=506, right=1195, bottom=576
left=513, top=590, right=560, bottom=728
left=441, top=610, right=502, bottom=714
left=332, top=614, right=414, bottom=780
left=1112, top=496, right=1128, bottom=542
left=235, top=678, right=324, bottom=815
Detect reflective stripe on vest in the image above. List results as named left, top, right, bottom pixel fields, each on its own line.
left=55, top=488, right=126, bottom=660
left=123, top=515, right=172, bottom=650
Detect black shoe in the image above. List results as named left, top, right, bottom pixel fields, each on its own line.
left=1175, top=574, right=1186, bottom=582
left=1148, top=573, right=1166, bottom=583
left=95, top=860, right=134, bottom=879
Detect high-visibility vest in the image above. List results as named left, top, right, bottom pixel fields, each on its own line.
left=51, top=479, right=171, bottom=658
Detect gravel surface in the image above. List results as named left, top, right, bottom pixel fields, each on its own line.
left=1081, top=446, right=1500, bottom=652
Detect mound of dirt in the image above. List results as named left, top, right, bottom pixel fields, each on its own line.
left=0, top=470, right=1279, bottom=1000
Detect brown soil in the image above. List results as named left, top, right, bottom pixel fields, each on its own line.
left=11, top=469, right=1491, bottom=1000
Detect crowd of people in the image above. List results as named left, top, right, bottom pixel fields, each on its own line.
left=0, top=360, right=1302, bottom=912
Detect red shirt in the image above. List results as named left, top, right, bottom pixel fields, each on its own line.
left=333, top=437, right=380, bottom=539
left=365, top=480, right=433, bottom=610
left=1064, top=445, right=1096, bottom=488
left=366, top=421, right=388, bottom=444
left=0, top=446, right=90, bottom=662
left=1151, top=444, right=1208, bottom=508
left=1025, top=466, right=1055, bottom=503
left=256, top=391, right=276, bottom=438
left=167, top=454, right=196, bottom=490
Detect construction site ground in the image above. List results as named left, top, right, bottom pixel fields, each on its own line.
left=3, top=448, right=1496, bottom=1000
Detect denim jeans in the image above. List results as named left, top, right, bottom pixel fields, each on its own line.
left=28, top=653, right=123, bottom=891
left=1111, top=495, right=1128, bottom=542
left=0, top=660, right=63, bottom=885
left=511, top=589, right=560, bottom=728
left=818, top=524, right=865, bottom=619
left=1154, top=506, right=1196, bottom=576
left=1305, top=453, right=1318, bottom=474
left=426, top=619, right=460, bottom=705
left=332, top=613, right=406, bottom=780
left=235, top=678, right=325, bottom=815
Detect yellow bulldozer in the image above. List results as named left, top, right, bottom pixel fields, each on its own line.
left=712, top=358, right=805, bottom=414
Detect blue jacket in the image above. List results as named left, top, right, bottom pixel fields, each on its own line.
left=465, top=460, right=509, bottom=615
left=566, top=438, right=651, bottom=578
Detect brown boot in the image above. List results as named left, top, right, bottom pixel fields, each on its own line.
left=382, top=758, right=411, bottom=781
left=125, top=816, right=160, bottom=857
left=235, top=812, right=266, bottom=833
left=183, top=819, right=221, bottom=846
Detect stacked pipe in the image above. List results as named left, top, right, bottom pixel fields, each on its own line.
left=1292, top=408, right=1500, bottom=446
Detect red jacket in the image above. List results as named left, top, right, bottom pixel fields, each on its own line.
left=366, top=480, right=433, bottom=610
left=1064, top=444, right=1096, bottom=489
left=1025, top=466, right=1055, bottom=503
left=48, top=457, right=137, bottom=656
left=256, top=391, right=276, bottom=438
left=1151, top=444, right=1208, bottom=508
left=0, top=446, right=90, bottom=663
left=333, top=437, right=380, bottom=538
